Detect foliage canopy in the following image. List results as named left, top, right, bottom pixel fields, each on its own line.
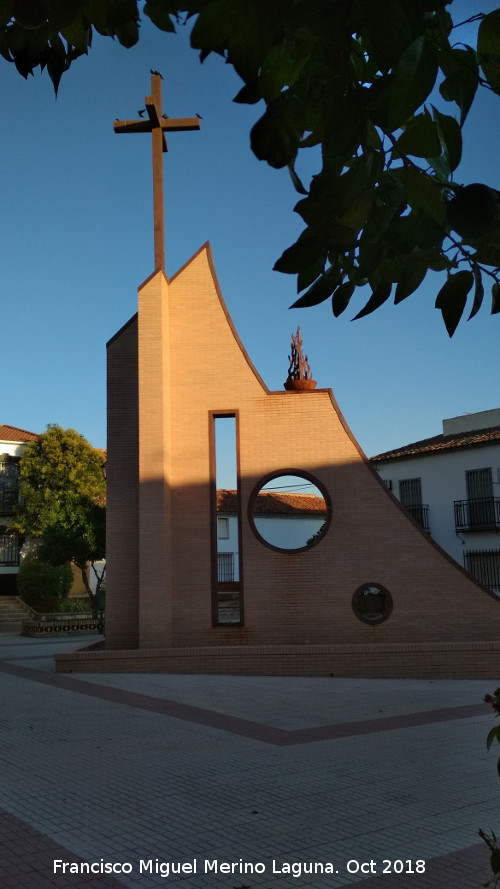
left=14, top=423, right=105, bottom=537
left=4, top=1, right=500, bottom=334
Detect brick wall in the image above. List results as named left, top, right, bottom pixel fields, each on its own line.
left=137, top=272, right=173, bottom=648
left=105, top=317, right=139, bottom=648
left=55, top=641, right=500, bottom=678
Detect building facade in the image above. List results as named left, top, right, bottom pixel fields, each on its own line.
left=372, top=409, right=500, bottom=595
left=0, top=425, right=38, bottom=595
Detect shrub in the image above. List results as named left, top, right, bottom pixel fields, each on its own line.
left=16, top=554, right=73, bottom=612
left=52, top=597, right=92, bottom=614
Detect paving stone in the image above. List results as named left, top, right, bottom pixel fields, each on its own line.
left=0, top=633, right=498, bottom=888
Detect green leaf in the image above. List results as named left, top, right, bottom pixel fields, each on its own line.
left=395, top=110, right=441, bottom=158
left=362, top=173, right=406, bottom=243
left=448, top=186, right=500, bottom=241
left=192, top=0, right=275, bottom=78
left=371, top=36, right=438, bottom=129
left=357, top=236, right=384, bottom=278
left=12, top=0, right=46, bottom=29
left=439, top=46, right=479, bottom=125
left=486, top=725, right=500, bottom=751
left=492, top=283, right=500, bottom=315
left=250, top=93, right=303, bottom=168
left=323, top=89, right=367, bottom=157
left=356, top=0, right=412, bottom=74
left=414, top=214, right=445, bottom=250
left=392, top=166, right=446, bottom=225
left=0, top=0, right=13, bottom=27
left=233, top=81, right=261, bottom=104
left=274, top=232, right=324, bottom=275
left=468, top=266, right=484, bottom=320
left=394, top=265, right=427, bottom=303
left=190, top=0, right=234, bottom=58
left=115, top=18, right=139, bottom=49
left=429, top=106, right=462, bottom=175
left=331, top=281, right=355, bottom=317
left=297, top=257, right=326, bottom=293
left=290, top=268, right=340, bottom=309
left=352, top=280, right=392, bottom=320
left=288, top=162, right=308, bottom=196
left=435, top=270, right=474, bottom=337
left=298, top=152, right=380, bottom=240
left=471, top=235, right=500, bottom=268
left=143, top=1, right=176, bottom=33
left=44, top=36, right=67, bottom=95
left=259, top=42, right=309, bottom=103
left=342, top=193, right=374, bottom=230
left=61, top=17, right=91, bottom=53
left=478, top=9, right=500, bottom=96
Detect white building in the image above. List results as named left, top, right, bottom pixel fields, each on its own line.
left=0, top=425, right=38, bottom=595
left=216, top=487, right=327, bottom=578
left=371, top=408, right=500, bottom=594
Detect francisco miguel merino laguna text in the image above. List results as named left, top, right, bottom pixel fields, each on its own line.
left=53, top=858, right=341, bottom=878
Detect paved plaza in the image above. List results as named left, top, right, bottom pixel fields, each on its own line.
left=0, top=633, right=499, bottom=889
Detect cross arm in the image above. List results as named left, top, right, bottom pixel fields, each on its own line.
left=161, top=117, right=201, bottom=133
left=113, top=119, right=153, bottom=134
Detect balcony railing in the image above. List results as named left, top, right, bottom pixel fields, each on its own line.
left=217, top=552, right=235, bottom=582
left=454, top=498, right=500, bottom=532
left=404, top=504, right=430, bottom=531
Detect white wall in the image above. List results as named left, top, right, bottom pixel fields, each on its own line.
left=376, top=442, right=500, bottom=566
left=217, top=513, right=326, bottom=563
left=0, top=440, right=26, bottom=578
left=253, top=515, right=326, bottom=551
left=0, top=440, right=26, bottom=459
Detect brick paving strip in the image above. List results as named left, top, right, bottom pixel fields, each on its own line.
left=0, top=809, right=127, bottom=889
left=0, top=659, right=488, bottom=747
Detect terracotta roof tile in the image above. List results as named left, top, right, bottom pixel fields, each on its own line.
left=371, top=426, right=500, bottom=462
left=217, top=488, right=327, bottom=517
left=0, top=424, right=38, bottom=443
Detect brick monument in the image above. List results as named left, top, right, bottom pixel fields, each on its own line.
left=56, top=76, right=499, bottom=677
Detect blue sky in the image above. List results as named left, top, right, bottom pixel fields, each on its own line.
left=2, top=1, right=500, bottom=459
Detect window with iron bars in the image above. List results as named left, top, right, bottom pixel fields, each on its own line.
left=464, top=549, right=500, bottom=595
left=399, top=477, right=430, bottom=531
left=0, top=461, right=19, bottom=515
left=0, top=533, right=20, bottom=566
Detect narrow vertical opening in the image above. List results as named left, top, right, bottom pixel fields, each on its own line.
left=210, top=413, right=243, bottom=626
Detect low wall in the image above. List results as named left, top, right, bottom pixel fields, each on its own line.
left=54, top=640, right=500, bottom=678
left=22, top=614, right=104, bottom=636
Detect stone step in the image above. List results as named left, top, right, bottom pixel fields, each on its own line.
left=0, top=597, right=36, bottom=631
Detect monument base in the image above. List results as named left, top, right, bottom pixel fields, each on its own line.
left=55, top=640, right=500, bottom=679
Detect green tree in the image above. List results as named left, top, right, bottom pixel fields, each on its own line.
left=3, top=1, right=500, bottom=334
left=37, top=500, right=106, bottom=614
left=14, top=424, right=106, bottom=611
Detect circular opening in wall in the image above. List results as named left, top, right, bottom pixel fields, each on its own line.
left=352, top=583, right=393, bottom=624
left=248, top=471, right=330, bottom=552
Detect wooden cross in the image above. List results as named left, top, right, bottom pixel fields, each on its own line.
left=114, top=73, right=200, bottom=272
